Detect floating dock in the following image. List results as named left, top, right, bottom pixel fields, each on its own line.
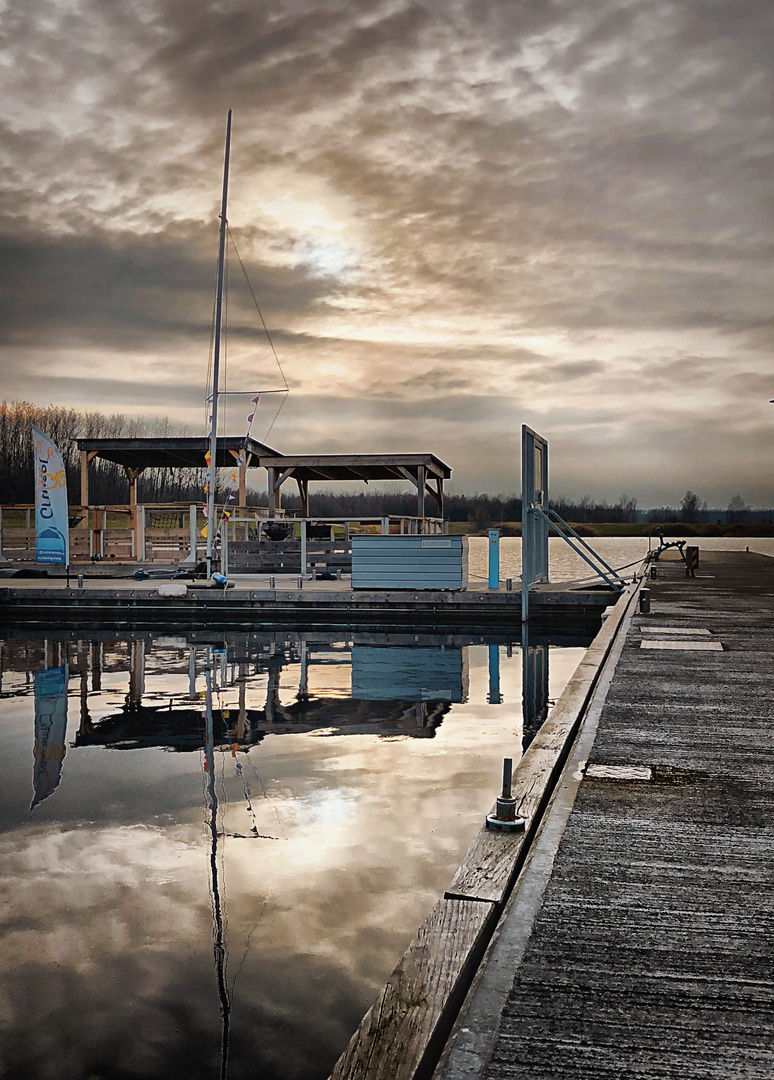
left=0, top=570, right=617, bottom=631
left=326, top=549, right=774, bottom=1080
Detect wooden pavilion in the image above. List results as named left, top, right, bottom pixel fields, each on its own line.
left=77, top=437, right=451, bottom=520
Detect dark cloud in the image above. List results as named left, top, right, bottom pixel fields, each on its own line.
left=0, top=222, right=337, bottom=348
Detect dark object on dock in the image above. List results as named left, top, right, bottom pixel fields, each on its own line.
left=486, top=758, right=526, bottom=833
left=686, top=543, right=699, bottom=577
left=263, top=522, right=293, bottom=541
left=651, top=528, right=688, bottom=564
left=6, top=567, right=49, bottom=578
left=187, top=577, right=234, bottom=590
left=306, top=523, right=334, bottom=540
left=133, top=562, right=208, bottom=582
left=133, top=568, right=178, bottom=581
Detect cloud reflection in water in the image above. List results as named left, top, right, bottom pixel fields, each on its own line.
left=0, top=633, right=587, bottom=1078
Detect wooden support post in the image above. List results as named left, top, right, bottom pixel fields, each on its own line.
left=267, top=467, right=276, bottom=517
left=435, top=477, right=444, bottom=519
left=91, top=643, right=102, bottom=692
left=123, top=466, right=145, bottom=561
left=268, top=466, right=294, bottom=517
left=239, top=457, right=247, bottom=508
left=298, top=479, right=309, bottom=518
left=183, top=504, right=198, bottom=563
left=128, top=640, right=145, bottom=705
left=80, top=449, right=89, bottom=508
left=80, top=449, right=98, bottom=509
left=136, top=506, right=146, bottom=561
left=92, top=507, right=105, bottom=558
left=0, top=508, right=8, bottom=562
left=416, top=465, right=426, bottom=522
left=229, top=449, right=250, bottom=510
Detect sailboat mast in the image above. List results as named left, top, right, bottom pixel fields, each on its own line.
left=207, top=108, right=233, bottom=578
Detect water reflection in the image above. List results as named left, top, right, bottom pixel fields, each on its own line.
left=0, top=627, right=590, bottom=1080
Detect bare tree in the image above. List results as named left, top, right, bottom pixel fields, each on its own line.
left=679, top=490, right=701, bottom=523
left=615, top=493, right=638, bottom=523
left=727, top=494, right=750, bottom=524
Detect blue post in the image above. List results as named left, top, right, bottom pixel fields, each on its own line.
left=488, top=643, right=502, bottom=704
left=488, top=528, right=500, bottom=590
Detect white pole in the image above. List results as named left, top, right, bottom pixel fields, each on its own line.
left=206, top=109, right=232, bottom=578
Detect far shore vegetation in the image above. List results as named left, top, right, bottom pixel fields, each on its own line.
left=3, top=400, right=773, bottom=538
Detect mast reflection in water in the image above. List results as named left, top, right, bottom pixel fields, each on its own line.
left=0, top=627, right=590, bottom=1079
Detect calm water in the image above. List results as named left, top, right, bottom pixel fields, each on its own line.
left=467, top=534, right=774, bottom=583
left=0, top=629, right=588, bottom=1080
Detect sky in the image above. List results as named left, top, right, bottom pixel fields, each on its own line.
left=1, top=0, right=772, bottom=506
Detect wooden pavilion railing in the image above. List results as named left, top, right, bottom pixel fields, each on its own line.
left=0, top=505, right=445, bottom=566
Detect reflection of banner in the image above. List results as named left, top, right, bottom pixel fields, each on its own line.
left=31, top=424, right=70, bottom=564
left=31, top=664, right=69, bottom=810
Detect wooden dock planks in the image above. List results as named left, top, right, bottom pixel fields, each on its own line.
left=479, top=551, right=774, bottom=1080
left=329, top=898, right=497, bottom=1080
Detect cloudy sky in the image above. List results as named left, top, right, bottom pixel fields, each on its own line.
left=1, top=0, right=772, bottom=505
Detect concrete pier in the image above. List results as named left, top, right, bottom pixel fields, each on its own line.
left=439, top=548, right=774, bottom=1080
left=327, top=550, right=774, bottom=1080
left=0, top=572, right=615, bottom=632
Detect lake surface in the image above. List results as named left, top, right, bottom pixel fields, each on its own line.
left=0, top=628, right=588, bottom=1080
left=467, top=534, right=774, bottom=583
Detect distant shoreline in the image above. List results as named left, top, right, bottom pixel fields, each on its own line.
left=450, top=522, right=774, bottom=539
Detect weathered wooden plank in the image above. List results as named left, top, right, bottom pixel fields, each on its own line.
left=329, top=897, right=496, bottom=1080
left=446, top=581, right=639, bottom=904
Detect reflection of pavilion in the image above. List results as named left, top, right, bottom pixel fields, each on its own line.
left=2, top=626, right=585, bottom=756
left=73, top=697, right=452, bottom=751
left=68, top=636, right=459, bottom=750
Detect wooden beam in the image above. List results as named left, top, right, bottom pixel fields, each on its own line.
left=273, top=467, right=296, bottom=491
left=328, top=897, right=496, bottom=1080
left=122, top=465, right=145, bottom=503
left=298, top=478, right=309, bottom=517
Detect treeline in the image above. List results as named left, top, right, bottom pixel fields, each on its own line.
left=0, top=402, right=764, bottom=527
left=0, top=401, right=200, bottom=505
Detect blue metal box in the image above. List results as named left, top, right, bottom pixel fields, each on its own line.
left=351, top=535, right=468, bottom=590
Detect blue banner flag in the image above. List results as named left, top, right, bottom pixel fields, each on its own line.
left=31, top=424, right=70, bottom=564
left=31, top=664, right=69, bottom=811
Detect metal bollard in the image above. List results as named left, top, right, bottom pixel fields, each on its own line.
left=506, top=578, right=513, bottom=591
left=486, top=758, right=526, bottom=833
left=77, top=574, right=84, bottom=589
left=639, top=588, right=651, bottom=614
